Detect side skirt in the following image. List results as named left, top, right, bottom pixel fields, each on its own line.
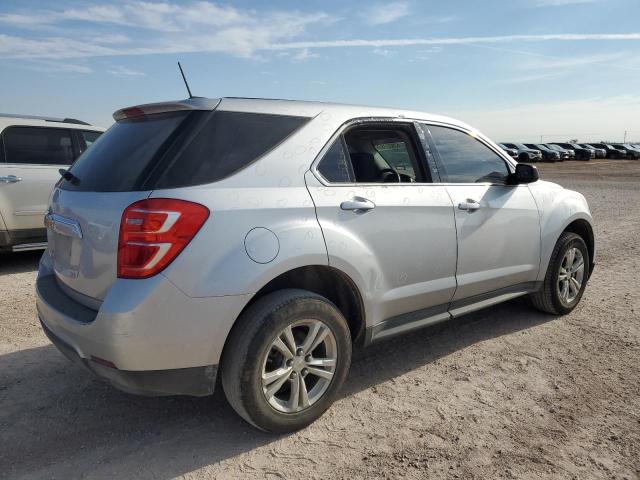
left=365, top=281, right=542, bottom=345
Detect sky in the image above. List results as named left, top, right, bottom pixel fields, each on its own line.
left=1, top=0, right=639, bottom=142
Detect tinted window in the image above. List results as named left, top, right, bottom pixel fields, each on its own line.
left=343, top=126, right=424, bottom=183
left=75, top=130, right=103, bottom=156
left=61, top=110, right=309, bottom=192
left=3, top=126, right=74, bottom=165
left=153, top=111, right=308, bottom=189
left=317, top=138, right=353, bottom=183
left=61, top=112, right=188, bottom=191
left=428, top=125, right=510, bottom=184
left=80, top=130, right=101, bottom=151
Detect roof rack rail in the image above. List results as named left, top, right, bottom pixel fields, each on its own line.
left=61, top=118, right=90, bottom=125
left=0, top=113, right=91, bottom=125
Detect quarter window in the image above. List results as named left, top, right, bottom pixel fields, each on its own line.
left=428, top=125, right=510, bottom=184
left=317, top=138, right=353, bottom=183
left=3, top=126, right=75, bottom=165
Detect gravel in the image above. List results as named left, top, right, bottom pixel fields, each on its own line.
left=1, top=159, right=638, bottom=479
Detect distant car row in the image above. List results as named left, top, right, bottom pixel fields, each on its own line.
left=499, top=142, right=640, bottom=162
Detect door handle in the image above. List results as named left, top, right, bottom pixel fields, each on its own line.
left=0, top=175, right=22, bottom=183
left=340, top=197, right=375, bottom=212
left=458, top=199, right=480, bottom=211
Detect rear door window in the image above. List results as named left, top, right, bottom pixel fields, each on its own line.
left=342, top=125, right=426, bottom=183
left=3, top=126, right=74, bottom=165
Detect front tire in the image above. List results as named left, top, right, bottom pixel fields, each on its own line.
left=221, top=289, right=352, bottom=433
left=530, top=232, right=590, bottom=315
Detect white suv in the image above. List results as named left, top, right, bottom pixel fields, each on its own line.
left=36, top=98, right=594, bottom=432
left=0, top=114, right=104, bottom=252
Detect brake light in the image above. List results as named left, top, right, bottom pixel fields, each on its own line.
left=120, top=107, right=146, bottom=119
left=118, top=199, right=209, bottom=279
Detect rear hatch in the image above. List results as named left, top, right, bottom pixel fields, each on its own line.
left=49, top=100, right=218, bottom=304
left=48, top=98, right=311, bottom=306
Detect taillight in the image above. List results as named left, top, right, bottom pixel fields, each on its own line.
left=118, top=198, right=209, bottom=279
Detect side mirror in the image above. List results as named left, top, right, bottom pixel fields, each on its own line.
left=509, top=163, right=539, bottom=184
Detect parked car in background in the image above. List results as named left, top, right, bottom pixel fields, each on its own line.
left=524, top=143, right=561, bottom=162
left=546, top=144, right=575, bottom=160
left=612, top=144, right=640, bottom=159
left=0, top=114, right=104, bottom=252
left=500, top=142, right=543, bottom=162
left=498, top=144, right=519, bottom=159
left=588, top=144, right=626, bottom=159
left=577, top=144, right=606, bottom=159
left=36, top=96, right=595, bottom=433
left=550, top=143, right=595, bottom=161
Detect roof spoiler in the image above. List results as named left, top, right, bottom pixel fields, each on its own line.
left=112, top=98, right=220, bottom=121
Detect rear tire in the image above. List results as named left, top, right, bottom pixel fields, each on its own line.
left=530, top=232, right=590, bottom=315
left=221, top=289, right=352, bottom=433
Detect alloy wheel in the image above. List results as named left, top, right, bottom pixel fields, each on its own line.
left=261, top=319, right=337, bottom=413
left=557, top=247, right=584, bottom=306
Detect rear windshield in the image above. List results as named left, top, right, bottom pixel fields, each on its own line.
left=60, top=110, right=309, bottom=191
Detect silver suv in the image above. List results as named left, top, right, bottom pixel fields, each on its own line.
left=36, top=97, right=595, bottom=432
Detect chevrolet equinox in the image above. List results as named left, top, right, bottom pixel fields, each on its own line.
left=37, top=97, right=595, bottom=432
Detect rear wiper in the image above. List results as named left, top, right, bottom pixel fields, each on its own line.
left=58, top=168, right=81, bottom=186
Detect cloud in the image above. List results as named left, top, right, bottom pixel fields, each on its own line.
left=24, top=61, right=93, bottom=74
left=0, top=2, right=334, bottom=59
left=408, top=46, right=443, bottom=62
left=107, top=65, right=145, bottom=77
left=93, top=34, right=131, bottom=45
left=372, top=48, right=397, bottom=57
left=3, top=31, right=640, bottom=60
left=271, top=33, right=640, bottom=50
left=0, top=1, right=639, bottom=61
left=498, top=72, right=565, bottom=84
left=363, top=1, right=410, bottom=25
left=520, top=52, right=629, bottom=70
left=0, top=2, right=246, bottom=31
left=291, top=48, right=319, bottom=62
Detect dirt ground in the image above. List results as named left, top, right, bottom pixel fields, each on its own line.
left=1, top=160, right=639, bottom=480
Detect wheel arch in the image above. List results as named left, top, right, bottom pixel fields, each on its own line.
left=224, top=265, right=366, bottom=353
left=562, top=218, right=595, bottom=278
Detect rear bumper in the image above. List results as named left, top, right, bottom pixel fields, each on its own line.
left=36, top=252, right=252, bottom=395
left=40, top=318, right=217, bottom=396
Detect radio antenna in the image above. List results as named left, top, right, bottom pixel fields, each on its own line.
left=177, top=61, right=193, bottom=99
